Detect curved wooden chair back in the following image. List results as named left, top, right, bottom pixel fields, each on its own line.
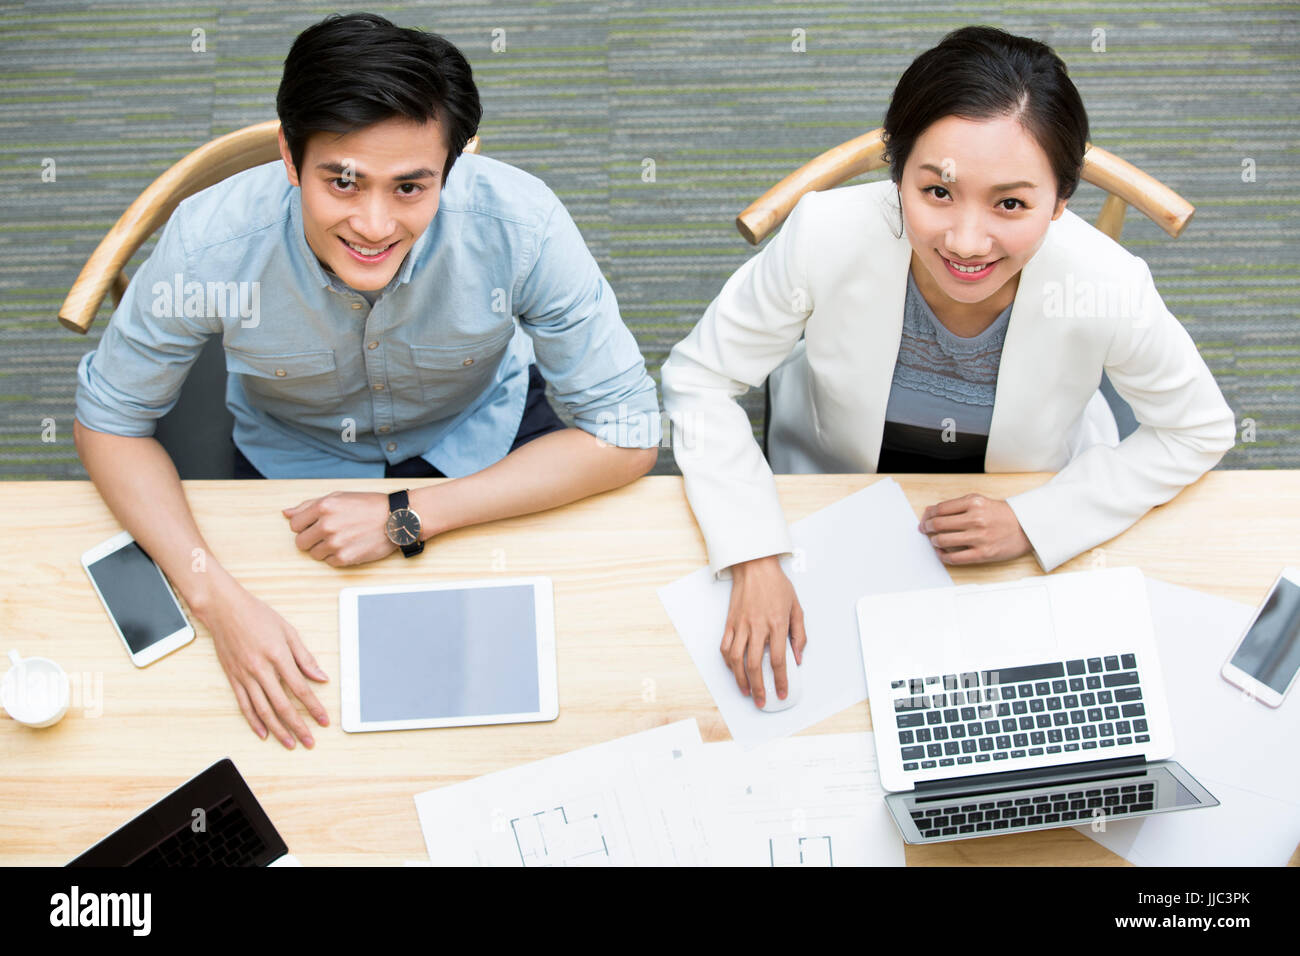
left=58, top=120, right=480, bottom=334
left=735, top=127, right=1194, bottom=247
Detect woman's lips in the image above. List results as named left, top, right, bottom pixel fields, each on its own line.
left=942, top=254, right=998, bottom=282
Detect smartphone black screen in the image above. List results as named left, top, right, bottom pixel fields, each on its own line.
left=1230, top=576, right=1300, bottom=695
left=87, top=540, right=189, bottom=654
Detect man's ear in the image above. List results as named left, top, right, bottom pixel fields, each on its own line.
left=278, top=127, right=300, bottom=187
left=1051, top=196, right=1068, bottom=221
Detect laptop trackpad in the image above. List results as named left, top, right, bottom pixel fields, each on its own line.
left=954, top=585, right=1057, bottom=661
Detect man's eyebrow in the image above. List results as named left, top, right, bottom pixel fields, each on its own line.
left=918, top=163, right=1035, bottom=191
left=315, top=162, right=441, bottom=182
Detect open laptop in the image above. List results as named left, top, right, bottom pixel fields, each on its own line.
left=856, top=566, right=1218, bottom=844
left=68, top=758, right=299, bottom=866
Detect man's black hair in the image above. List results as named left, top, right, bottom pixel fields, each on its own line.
left=276, top=12, right=483, bottom=181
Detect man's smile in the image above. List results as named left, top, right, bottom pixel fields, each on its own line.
left=339, top=236, right=398, bottom=262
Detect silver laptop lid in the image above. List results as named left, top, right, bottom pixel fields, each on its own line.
left=858, top=567, right=1176, bottom=792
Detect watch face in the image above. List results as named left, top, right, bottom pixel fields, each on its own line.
left=385, top=508, right=421, bottom=546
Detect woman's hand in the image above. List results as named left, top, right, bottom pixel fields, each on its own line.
left=918, top=493, right=1032, bottom=565
left=721, top=555, right=807, bottom=708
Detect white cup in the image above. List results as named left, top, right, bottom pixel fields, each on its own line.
left=1, top=649, right=70, bottom=728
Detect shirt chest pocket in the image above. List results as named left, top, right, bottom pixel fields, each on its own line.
left=408, top=328, right=515, bottom=413
left=223, top=346, right=343, bottom=410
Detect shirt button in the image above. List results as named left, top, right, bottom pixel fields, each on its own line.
left=462, top=357, right=474, bottom=367
left=351, top=302, right=364, bottom=310
left=372, top=383, right=385, bottom=391
left=367, top=341, right=378, bottom=350
left=378, top=425, right=391, bottom=434
left=275, top=369, right=286, bottom=377
left=386, top=442, right=397, bottom=452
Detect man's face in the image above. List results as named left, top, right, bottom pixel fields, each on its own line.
left=280, top=116, right=450, bottom=292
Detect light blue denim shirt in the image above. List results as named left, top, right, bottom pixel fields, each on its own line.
left=75, top=154, right=661, bottom=477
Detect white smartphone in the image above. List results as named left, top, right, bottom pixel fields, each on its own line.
left=1221, top=567, right=1300, bottom=708
left=81, top=531, right=195, bottom=667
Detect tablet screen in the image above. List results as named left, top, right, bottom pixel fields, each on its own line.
left=356, top=584, right=540, bottom=722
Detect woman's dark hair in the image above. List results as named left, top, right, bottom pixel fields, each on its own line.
left=276, top=13, right=483, bottom=182
left=882, top=26, right=1089, bottom=201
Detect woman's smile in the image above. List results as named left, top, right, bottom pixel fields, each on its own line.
left=941, top=254, right=1001, bottom=281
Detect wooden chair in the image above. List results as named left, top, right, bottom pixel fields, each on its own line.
left=736, top=127, right=1193, bottom=246
left=59, top=120, right=479, bottom=478
left=735, top=127, right=1195, bottom=450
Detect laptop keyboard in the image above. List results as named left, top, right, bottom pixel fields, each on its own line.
left=891, top=655, right=1151, bottom=772
left=128, top=795, right=268, bottom=867
left=910, top=781, right=1157, bottom=839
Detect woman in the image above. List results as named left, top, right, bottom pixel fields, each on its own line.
left=660, top=26, right=1235, bottom=710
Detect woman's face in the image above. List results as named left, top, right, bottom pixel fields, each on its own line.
left=898, top=113, right=1067, bottom=310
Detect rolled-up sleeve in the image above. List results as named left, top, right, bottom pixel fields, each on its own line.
left=74, top=212, right=219, bottom=437
left=514, top=197, right=661, bottom=447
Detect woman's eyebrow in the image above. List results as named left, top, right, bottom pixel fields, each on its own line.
left=314, top=161, right=440, bottom=182
left=918, top=163, right=1036, bottom=192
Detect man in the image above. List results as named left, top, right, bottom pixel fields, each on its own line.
left=73, top=13, right=660, bottom=749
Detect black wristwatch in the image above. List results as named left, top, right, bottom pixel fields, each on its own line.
left=385, top=489, right=424, bottom=557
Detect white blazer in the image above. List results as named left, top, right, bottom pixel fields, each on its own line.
left=661, top=180, right=1236, bottom=577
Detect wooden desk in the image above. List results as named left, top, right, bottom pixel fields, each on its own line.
left=1, top=472, right=1297, bottom=866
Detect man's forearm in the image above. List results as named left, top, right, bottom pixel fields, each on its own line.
left=408, top=427, right=657, bottom=539
left=73, top=418, right=236, bottom=616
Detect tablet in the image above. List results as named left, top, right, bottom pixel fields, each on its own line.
left=338, top=577, right=557, bottom=733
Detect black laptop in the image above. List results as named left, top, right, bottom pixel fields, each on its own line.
left=68, top=758, right=296, bottom=867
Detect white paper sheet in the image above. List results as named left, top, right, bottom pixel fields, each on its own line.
left=658, top=478, right=951, bottom=745
left=413, top=719, right=707, bottom=866
left=1082, top=775, right=1300, bottom=867
left=1078, top=577, right=1300, bottom=865
left=666, top=732, right=905, bottom=867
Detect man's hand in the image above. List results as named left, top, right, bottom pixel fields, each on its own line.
left=283, top=491, right=397, bottom=567
left=918, top=493, right=1031, bottom=565
left=721, top=555, right=807, bottom=709
left=197, top=581, right=330, bottom=749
